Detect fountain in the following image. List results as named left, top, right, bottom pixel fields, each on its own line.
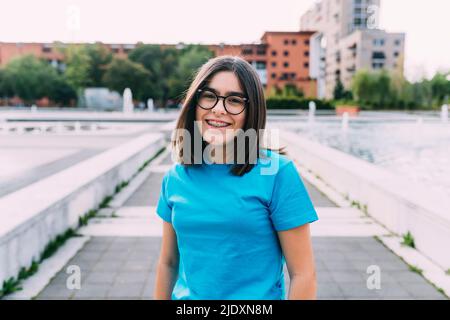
left=74, top=121, right=81, bottom=133
left=147, top=98, right=154, bottom=112
left=441, top=104, right=448, bottom=123
left=55, top=122, right=64, bottom=134
left=308, top=101, right=316, bottom=124
left=123, top=88, right=134, bottom=114
left=341, top=112, right=349, bottom=131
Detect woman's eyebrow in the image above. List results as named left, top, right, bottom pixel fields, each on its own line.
left=204, top=86, right=245, bottom=96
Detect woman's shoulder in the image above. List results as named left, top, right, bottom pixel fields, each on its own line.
left=259, top=148, right=294, bottom=170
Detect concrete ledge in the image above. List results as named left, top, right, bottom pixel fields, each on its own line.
left=0, top=133, right=166, bottom=285
left=281, top=129, right=450, bottom=270
left=1, top=110, right=179, bottom=123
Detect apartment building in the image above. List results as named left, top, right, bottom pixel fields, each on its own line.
left=300, top=0, right=405, bottom=98
left=208, top=31, right=316, bottom=97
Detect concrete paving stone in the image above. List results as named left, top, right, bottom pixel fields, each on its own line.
left=82, top=242, right=111, bottom=252
left=115, top=271, right=149, bottom=284
left=83, top=271, right=118, bottom=284
left=47, top=271, right=71, bottom=285
left=316, top=271, right=335, bottom=282
left=111, top=237, right=139, bottom=244
left=74, top=251, right=103, bottom=262
left=325, top=260, right=356, bottom=271
left=122, top=260, right=153, bottom=272
left=338, top=282, right=386, bottom=299
left=91, top=260, right=125, bottom=272
left=36, top=284, right=74, bottom=299
left=350, top=259, right=384, bottom=272
left=315, top=251, right=347, bottom=261
left=107, top=283, right=144, bottom=298
left=89, top=237, right=115, bottom=244
left=400, top=283, right=447, bottom=299
left=330, top=270, right=366, bottom=283
left=73, top=283, right=110, bottom=299
left=385, top=271, right=430, bottom=283
left=100, top=251, right=131, bottom=261
left=313, top=260, right=328, bottom=271
left=317, top=283, right=344, bottom=297
left=374, top=283, right=412, bottom=298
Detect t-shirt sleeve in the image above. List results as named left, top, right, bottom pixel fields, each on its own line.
left=269, top=160, right=318, bottom=231
left=156, top=173, right=173, bottom=223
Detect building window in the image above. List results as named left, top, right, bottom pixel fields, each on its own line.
left=284, top=39, right=289, bottom=45
left=373, top=39, right=385, bottom=46
left=271, top=73, right=277, bottom=79
left=256, top=48, right=266, bottom=55
left=394, top=39, right=401, bottom=46
left=242, top=48, right=253, bottom=55
left=271, top=61, right=277, bottom=67
left=304, top=39, right=310, bottom=45
left=304, top=62, right=309, bottom=68
left=283, top=50, right=289, bottom=56
left=255, top=61, right=266, bottom=70
left=284, top=62, right=289, bottom=68
left=304, top=51, right=309, bottom=57
left=42, top=45, right=52, bottom=53
left=372, top=51, right=386, bottom=59
left=271, top=50, right=277, bottom=56
left=290, top=73, right=296, bottom=79
left=394, top=51, right=399, bottom=57
left=292, top=39, right=297, bottom=45
left=372, top=63, right=384, bottom=69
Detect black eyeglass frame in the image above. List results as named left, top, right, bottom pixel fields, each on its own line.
left=196, top=88, right=249, bottom=115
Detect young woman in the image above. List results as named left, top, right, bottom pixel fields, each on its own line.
left=153, top=55, right=318, bottom=300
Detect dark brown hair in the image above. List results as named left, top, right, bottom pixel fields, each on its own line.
left=172, top=55, right=286, bottom=176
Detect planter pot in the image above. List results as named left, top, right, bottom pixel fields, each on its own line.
left=336, top=105, right=360, bottom=116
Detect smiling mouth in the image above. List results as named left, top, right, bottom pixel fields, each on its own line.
left=205, top=119, right=232, bottom=128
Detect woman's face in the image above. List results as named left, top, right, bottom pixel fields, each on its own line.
left=195, top=71, right=247, bottom=146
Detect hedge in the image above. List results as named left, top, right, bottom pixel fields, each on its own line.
left=266, top=96, right=335, bottom=110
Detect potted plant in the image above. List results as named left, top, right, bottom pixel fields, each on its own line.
left=335, top=100, right=360, bottom=116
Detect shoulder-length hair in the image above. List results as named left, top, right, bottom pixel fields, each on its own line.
left=172, top=55, right=285, bottom=176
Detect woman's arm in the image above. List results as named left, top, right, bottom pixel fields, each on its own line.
left=278, top=223, right=317, bottom=300
left=153, top=221, right=179, bottom=300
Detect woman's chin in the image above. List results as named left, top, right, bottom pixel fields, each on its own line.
left=203, top=130, right=235, bottom=146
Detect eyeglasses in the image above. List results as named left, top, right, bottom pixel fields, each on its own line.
left=196, top=88, right=248, bottom=115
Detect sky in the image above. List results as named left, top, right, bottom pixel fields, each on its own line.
left=1, top=0, right=449, bottom=81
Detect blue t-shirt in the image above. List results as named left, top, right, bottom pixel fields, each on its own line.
left=155, top=149, right=318, bottom=300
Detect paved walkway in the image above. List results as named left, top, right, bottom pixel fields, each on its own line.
left=35, top=150, right=447, bottom=300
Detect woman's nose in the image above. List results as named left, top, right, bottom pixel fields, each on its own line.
left=211, top=97, right=227, bottom=115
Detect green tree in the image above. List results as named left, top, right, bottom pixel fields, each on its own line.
left=128, top=44, right=162, bottom=100
left=102, top=58, right=152, bottom=101
left=351, top=70, right=375, bottom=107
left=62, top=45, right=91, bottom=91
left=168, top=45, right=214, bottom=101
left=375, top=70, right=391, bottom=108
left=430, top=72, right=449, bottom=106
left=2, top=55, right=76, bottom=106
left=3, top=55, right=57, bottom=103
left=84, top=43, right=113, bottom=87
left=128, top=44, right=213, bottom=106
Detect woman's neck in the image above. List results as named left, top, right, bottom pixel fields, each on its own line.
left=207, top=143, right=234, bottom=164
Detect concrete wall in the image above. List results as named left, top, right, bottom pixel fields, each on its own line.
left=281, top=130, right=450, bottom=270
left=0, top=133, right=165, bottom=285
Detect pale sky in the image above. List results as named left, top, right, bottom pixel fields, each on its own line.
left=1, top=0, right=449, bottom=81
